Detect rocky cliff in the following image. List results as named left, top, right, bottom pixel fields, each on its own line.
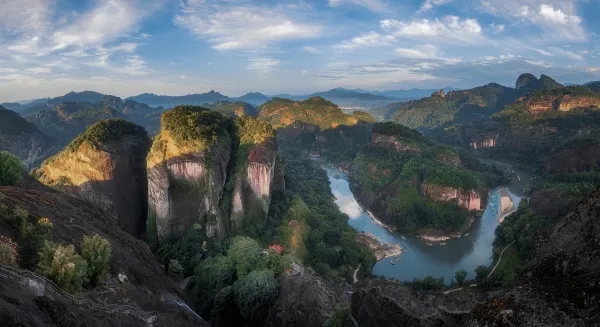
left=469, top=134, right=497, bottom=149
left=147, top=107, right=281, bottom=242
left=34, top=119, right=151, bottom=238
left=0, top=181, right=207, bottom=326
left=148, top=106, right=233, bottom=242
left=0, top=106, right=57, bottom=168
left=420, top=184, right=485, bottom=211
left=370, top=132, right=420, bottom=153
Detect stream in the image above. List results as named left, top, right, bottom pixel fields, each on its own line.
left=317, top=158, right=532, bottom=282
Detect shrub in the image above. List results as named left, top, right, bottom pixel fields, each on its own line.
left=233, top=270, right=279, bottom=322
left=0, top=235, right=18, bottom=266
left=324, top=303, right=354, bottom=327
left=36, top=242, right=88, bottom=292
left=3, top=208, right=53, bottom=268
left=168, top=259, right=184, bottom=278
left=227, top=236, right=261, bottom=277
left=475, top=265, right=491, bottom=285
left=81, top=234, right=112, bottom=287
left=0, top=151, right=25, bottom=186
left=455, top=269, right=468, bottom=285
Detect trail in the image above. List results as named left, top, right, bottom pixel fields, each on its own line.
left=486, top=240, right=516, bottom=279
left=353, top=264, right=361, bottom=284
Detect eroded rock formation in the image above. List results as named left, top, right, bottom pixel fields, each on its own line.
left=420, top=184, right=485, bottom=211
left=370, top=133, right=419, bottom=153
left=34, top=119, right=150, bottom=237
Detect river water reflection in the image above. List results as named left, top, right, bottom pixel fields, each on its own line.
left=319, top=159, right=530, bottom=282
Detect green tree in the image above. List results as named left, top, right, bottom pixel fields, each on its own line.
left=81, top=234, right=111, bottom=287
left=36, top=242, right=88, bottom=292
left=168, top=259, right=184, bottom=278
left=455, top=269, right=468, bottom=285
left=475, top=265, right=491, bottom=285
left=0, top=151, right=25, bottom=186
left=227, top=236, right=261, bottom=277
left=0, top=236, right=18, bottom=266
left=324, top=303, right=354, bottom=327
left=233, top=270, right=279, bottom=322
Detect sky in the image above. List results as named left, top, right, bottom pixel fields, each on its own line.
left=0, top=0, right=599, bottom=102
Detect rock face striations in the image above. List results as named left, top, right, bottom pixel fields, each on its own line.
left=147, top=106, right=281, bottom=243
left=34, top=119, right=151, bottom=238
left=0, top=106, right=57, bottom=168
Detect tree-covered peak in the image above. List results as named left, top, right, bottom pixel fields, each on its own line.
left=67, top=118, right=147, bottom=152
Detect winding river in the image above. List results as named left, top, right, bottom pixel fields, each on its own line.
left=317, top=159, right=531, bottom=282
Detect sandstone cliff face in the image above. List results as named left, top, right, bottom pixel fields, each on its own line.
left=0, top=107, right=57, bottom=167
left=231, top=141, right=280, bottom=230
left=148, top=131, right=232, bottom=241
left=555, top=95, right=600, bottom=111
left=35, top=120, right=150, bottom=238
left=420, top=184, right=484, bottom=211
left=147, top=109, right=280, bottom=243
left=469, top=134, right=497, bottom=149
left=370, top=133, right=419, bottom=153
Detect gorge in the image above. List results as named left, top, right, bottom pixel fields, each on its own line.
left=321, top=158, right=529, bottom=282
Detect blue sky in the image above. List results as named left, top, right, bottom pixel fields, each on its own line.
left=0, top=0, right=599, bottom=102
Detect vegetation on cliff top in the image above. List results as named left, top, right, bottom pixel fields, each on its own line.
left=66, top=118, right=147, bottom=152
left=258, top=96, right=372, bottom=129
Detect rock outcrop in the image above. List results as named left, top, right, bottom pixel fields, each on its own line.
left=265, top=264, right=337, bottom=327
left=370, top=133, right=419, bottom=153
left=470, top=134, right=497, bottom=149
left=148, top=107, right=233, bottom=241
left=357, top=232, right=403, bottom=260
left=231, top=140, right=280, bottom=230
left=147, top=108, right=281, bottom=242
left=466, top=188, right=600, bottom=326
left=0, top=182, right=208, bottom=326
left=34, top=119, right=151, bottom=238
left=0, top=107, right=57, bottom=168
left=420, top=184, right=485, bottom=211
left=350, top=279, right=484, bottom=327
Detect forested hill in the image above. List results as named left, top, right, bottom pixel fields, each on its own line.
left=387, top=74, right=564, bottom=130
left=257, top=96, right=375, bottom=130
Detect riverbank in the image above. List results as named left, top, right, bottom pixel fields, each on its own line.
left=356, top=232, right=404, bottom=260
left=498, top=188, right=515, bottom=223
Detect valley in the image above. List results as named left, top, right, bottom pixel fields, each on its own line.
left=1, top=72, right=600, bottom=326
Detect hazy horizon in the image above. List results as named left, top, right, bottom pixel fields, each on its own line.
left=1, top=0, right=599, bottom=102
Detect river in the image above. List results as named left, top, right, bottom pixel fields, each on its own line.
left=317, top=159, right=531, bottom=282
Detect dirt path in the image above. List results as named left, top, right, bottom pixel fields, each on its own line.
left=486, top=240, right=516, bottom=279
left=353, top=264, right=361, bottom=284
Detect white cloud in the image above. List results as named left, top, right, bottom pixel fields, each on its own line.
left=174, top=1, right=321, bottom=51
left=381, top=16, right=483, bottom=43
left=303, top=46, right=320, bottom=54
left=419, top=0, right=452, bottom=13
left=489, top=23, right=505, bottom=33
left=122, top=55, right=152, bottom=75
left=396, top=45, right=440, bottom=59
left=25, top=67, right=51, bottom=74
left=335, top=32, right=395, bottom=50
left=0, top=0, right=53, bottom=33
left=328, top=0, right=387, bottom=12
left=247, top=58, right=280, bottom=73
left=550, top=47, right=584, bottom=61
left=479, top=0, right=586, bottom=41
left=51, top=0, right=145, bottom=50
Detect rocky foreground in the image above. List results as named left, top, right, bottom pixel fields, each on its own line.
left=356, top=232, right=403, bottom=260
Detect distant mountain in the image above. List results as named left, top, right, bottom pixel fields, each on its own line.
left=48, top=91, right=106, bottom=106
left=371, top=87, right=457, bottom=100
left=515, top=74, right=563, bottom=94
left=233, top=92, right=271, bottom=106
left=0, top=102, right=24, bottom=112
left=310, top=88, right=393, bottom=101
left=586, top=81, right=600, bottom=92
left=202, top=100, right=258, bottom=117
left=127, top=91, right=230, bottom=108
